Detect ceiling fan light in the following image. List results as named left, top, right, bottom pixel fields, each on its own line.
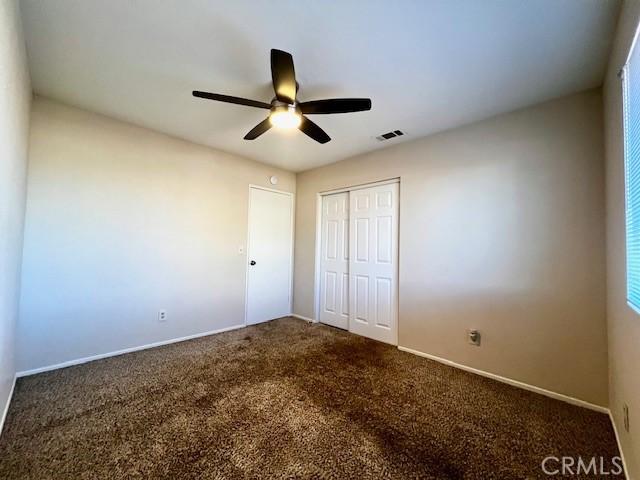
left=270, top=107, right=302, bottom=129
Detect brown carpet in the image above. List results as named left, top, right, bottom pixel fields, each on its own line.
left=0, top=317, right=622, bottom=479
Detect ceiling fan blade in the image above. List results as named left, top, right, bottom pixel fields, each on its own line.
left=244, top=117, right=272, bottom=140
left=271, top=49, right=297, bottom=104
left=298, top=116, right=330, bottom=144
left=299, top=98, right=372, bottom=115
left=193, top=91, right=271, bottom=109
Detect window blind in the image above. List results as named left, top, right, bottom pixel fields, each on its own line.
left=623, top=30, right=640, bottom=312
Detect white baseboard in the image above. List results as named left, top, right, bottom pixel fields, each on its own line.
left=398, top=346, right=608, bottom=414
left=291, top=313, right=315, bottom=323
left=17, top=324, right=246, bottom=378
left=0, top=375, right=17, bottom=435
left=609, top=411, right=631, bottom=479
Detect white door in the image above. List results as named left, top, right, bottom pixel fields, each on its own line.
left=349, top=182, right=399, bottom=344
left=319, top=192, right=350, bottom=329
left=246, top=187, right=293, bottom=325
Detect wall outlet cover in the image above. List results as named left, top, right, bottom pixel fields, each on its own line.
left=158, top=310, right=167, bottom=322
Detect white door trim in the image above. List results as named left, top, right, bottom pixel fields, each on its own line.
left=244, top=184, right=295, bottom=326
left=313, top=178, right=400, bottom=324
left=319, top=177, right=401, bottom=195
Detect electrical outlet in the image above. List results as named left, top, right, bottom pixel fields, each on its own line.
left=158, top=310, right=167, bottom=322
left=468, top=329, right=481, bottom=346
left=624, top=403, right=630, bottom=432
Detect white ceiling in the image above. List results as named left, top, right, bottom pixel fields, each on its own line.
left=20, top=0, right=620, bottom=172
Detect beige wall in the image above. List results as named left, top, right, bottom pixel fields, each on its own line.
left=604, top=0, right=640, bottom=476
left=18, top=97, right=295, bottom=372
left=0, top=0, right=31, bottom=424
left=294, top=90, right=608, bottom=406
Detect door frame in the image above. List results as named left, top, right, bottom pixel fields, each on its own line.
left=313, top=178, right=400, bottom=326
left=244, top=184, right=295, bottom=326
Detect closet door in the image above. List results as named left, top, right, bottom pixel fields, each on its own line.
left=349, top=183, right=399, bottom=344
left=319, top=192, right=350, bottom=329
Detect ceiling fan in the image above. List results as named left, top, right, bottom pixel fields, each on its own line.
left=192, top=49, right=372, bottom=144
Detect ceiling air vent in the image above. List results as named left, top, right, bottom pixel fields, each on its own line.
left=376, top=130, right=405, bottom=141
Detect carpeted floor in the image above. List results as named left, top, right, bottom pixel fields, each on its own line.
left=0, top=317, right=622, bottom=479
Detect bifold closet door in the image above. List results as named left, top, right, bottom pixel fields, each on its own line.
left=349, top=183, right=399, bottom=345
left=319, top=192, right=350, bottom=329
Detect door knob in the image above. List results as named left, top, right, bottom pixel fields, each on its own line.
left=250, top=260, right=256, bottom=266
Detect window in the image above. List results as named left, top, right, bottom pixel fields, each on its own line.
left=623, top=29, right=640, bottom=312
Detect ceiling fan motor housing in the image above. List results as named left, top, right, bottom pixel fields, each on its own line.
left=271, top=101, right=300, bottom=114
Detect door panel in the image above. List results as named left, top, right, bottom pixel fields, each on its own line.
left=341, top=273, right=349, bottom=316
left=375, top=277, right=392, bottom=328
left=319, top=192, right=349, bottom=329
left=376, top=216, right=392, bottom=263
left=355, top=218, right=369, bottom=262
left=324, top=271, right=337, bottom=312
left=246, top=187, right=293, bottom=325
left=349, top=183, right=399, bottom=344
left=355, top=275, right=369, bottom=322
left=326, top=220, right=338, bottom=259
